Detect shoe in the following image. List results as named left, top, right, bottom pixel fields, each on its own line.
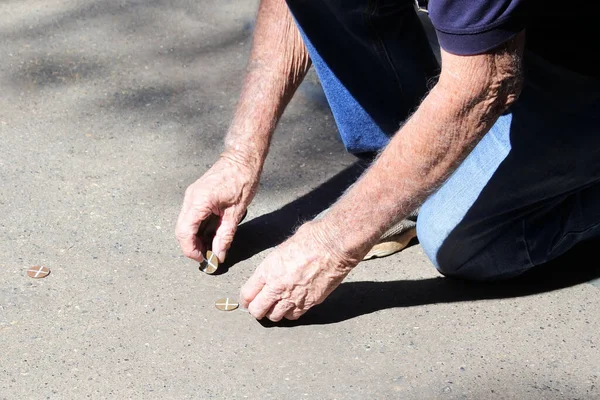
left=314, top=208, right=418, bottom=260
left=363, top=209, right=417, bottom=260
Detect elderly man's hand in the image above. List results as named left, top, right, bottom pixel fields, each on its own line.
left=176, top=152, right=260, bottom=263
left=239, top=222, right=359, bottom=321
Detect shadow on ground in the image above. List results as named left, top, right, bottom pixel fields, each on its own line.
left=218, top=158, right=600, bottom=326
left=256, top=238, right=600, bottom=327
left=217, top=158, right=374, bottom=272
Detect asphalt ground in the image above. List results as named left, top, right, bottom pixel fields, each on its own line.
left=1, top=1, right=599, bottom=398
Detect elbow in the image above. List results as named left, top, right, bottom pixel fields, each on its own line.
left=477, top=64, right=523, bottom=118
left=489, top=33, right=525, bottom=112
left=497, top=68, right=523, bottom=111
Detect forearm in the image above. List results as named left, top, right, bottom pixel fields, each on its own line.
left=223, top=0, right=311, bottom=172
left=313, top=35, right=524, bottom=264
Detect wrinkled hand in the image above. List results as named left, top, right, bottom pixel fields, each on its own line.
left=176, top=153, right=260, bottom=262
left=239, top=222, right=359, bottom=321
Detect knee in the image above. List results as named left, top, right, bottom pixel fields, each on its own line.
left=416, top=200, right=452, bottom=274
left=417, top=201, right=520, bottom=281
left=418, top=217, right=493, bottom=280
left=416, top=226, right=463, bottom=279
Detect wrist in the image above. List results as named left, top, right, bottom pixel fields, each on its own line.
left=224, top=126, right=271, bottom=168
left=301, top=219, right=363, bottom=271
left=221, top=144, right=265, bottom=177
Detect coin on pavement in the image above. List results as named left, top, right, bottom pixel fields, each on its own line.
left=199, top=250, right=219, bottom=274
left=27, top=265, right=51, bottom=279
left=215, top=298, right=239, bottom=311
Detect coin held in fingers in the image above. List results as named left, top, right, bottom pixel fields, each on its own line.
left=199, top=250, right=219, bottom=275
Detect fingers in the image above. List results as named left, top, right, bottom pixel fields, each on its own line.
left=265, top=300, right=295, bottom=322
left=198, top=213, right=220, bottom=239
left=239, top=267, right=265, bottom=309
left=211, top=210, right=239, bottom=262
left=176, top=219, right=207, bottom=262
left=284, top=307, right=305, bottom=321
left=175, top=193, right=212, bottom=262
left=246, top=287, right=277, bottom=320
left=241, top=271, right=301, bottom=322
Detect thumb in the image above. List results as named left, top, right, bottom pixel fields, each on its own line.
left=239, top=265, right=265, bottom=309
left=211, top=211, right=239, bottom=263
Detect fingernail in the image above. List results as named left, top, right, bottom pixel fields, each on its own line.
left=217, top=251, right=226, bottom=263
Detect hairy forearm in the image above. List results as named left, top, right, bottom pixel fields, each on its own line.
left=313, top=35, right=524, bottom=264
left=223, top=0, right=311, bottom=171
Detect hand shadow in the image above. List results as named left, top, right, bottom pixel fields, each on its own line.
left=215, top=157, right=381, bottom=274
left=258, top=237, right=600, bottom=327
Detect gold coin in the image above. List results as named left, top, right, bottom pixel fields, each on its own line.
left=27, top=265, right=51, bottom=279
left=215, top=298, right=239, bottom=311
left=199, top=250, right=219, bottom=274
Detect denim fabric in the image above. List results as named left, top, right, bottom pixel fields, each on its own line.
left=287, top=0, right=439, bottom=154
left=289, top=1, right=600, bottom=280
left=297, top=25, right=390, bottom=153
left=418, top=52, right=600, bottom=280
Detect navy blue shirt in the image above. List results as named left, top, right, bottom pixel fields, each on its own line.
left=428, top=0, right=596, bottom=78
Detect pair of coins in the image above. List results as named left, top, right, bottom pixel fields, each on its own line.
left=197, top=212, right=248, bottom=313
left=202, top=255, right=239, bottom=312
left=199, top=234, right=236, bottom=312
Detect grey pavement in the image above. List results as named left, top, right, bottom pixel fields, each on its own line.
left=1, top=1, right=599, bottom=399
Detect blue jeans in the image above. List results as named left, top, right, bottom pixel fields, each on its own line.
left=288, top=0, right=600, bottom=280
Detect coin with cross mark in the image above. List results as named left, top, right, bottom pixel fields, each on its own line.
left=215, top=298, right=239, bottom=311
left=27, top=265, right=51, bottom=279
left=199, top=250, right=219, bottom=275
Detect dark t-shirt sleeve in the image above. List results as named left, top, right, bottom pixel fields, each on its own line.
left=428, top=0, right=526, bottom=55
